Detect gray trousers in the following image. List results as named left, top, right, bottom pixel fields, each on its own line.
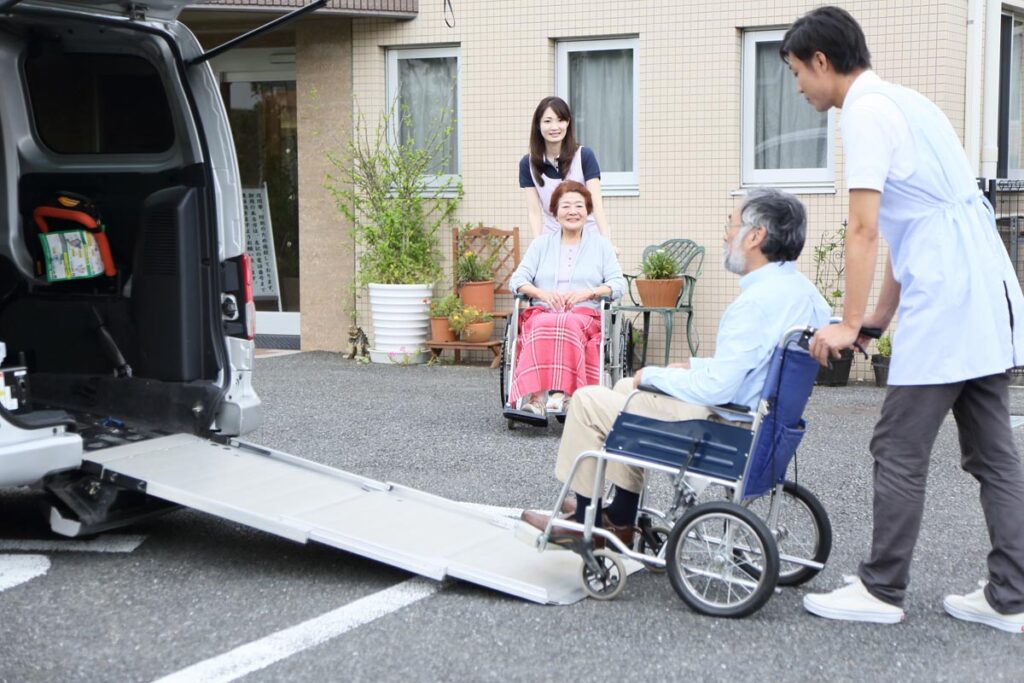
left=858, top=373, right=1024, bottom=613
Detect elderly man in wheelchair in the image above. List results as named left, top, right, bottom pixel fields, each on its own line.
left=519, top=187, right=832, bottom=615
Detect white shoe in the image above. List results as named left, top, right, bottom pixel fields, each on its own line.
left=803, top=575, right=906, bottom=624
left=546, top=391, right=565, bottom=413
left=944, top=581, right=1024, bottom=634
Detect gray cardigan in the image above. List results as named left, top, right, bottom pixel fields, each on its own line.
left=508, top=231, right=625, bottom=309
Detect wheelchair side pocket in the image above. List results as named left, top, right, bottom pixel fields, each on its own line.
left=744, top=420, right=806, bottom=498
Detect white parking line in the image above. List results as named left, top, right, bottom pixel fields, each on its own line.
left=0, top=554, right=50, bottom=592
left=151, top=577, right=442, bottom=683
left=0, top=535, right=147, bottom=553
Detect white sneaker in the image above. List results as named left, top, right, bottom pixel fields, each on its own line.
left=803, top=575, right=906, bottom=624
left=546, top=391, right=565, bottom=413
left=944, top=581, right=1024, bottom=634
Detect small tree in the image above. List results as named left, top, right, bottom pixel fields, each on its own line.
left=325, top=102, right=463, bottom=285
left=813, top=222, right=847, bottom=311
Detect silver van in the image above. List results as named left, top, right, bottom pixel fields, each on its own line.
left=0, top=0, right=266, bottom=527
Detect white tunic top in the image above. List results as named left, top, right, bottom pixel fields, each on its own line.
left=842, top=71, right=1024, bottom=385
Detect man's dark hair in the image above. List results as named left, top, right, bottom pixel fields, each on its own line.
left=741, top=188, right=807, bottom=263
left=780, top=5, right=872, bottom=74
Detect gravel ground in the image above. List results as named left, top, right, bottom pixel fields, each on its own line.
left=1, top=351, right=1022, bottom=682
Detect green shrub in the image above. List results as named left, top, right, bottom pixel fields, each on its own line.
left=325, top=102, right=462, bottom=285
left=876, top=333, right=892, bottom=357
left=641, top=249, right=680, bottom=280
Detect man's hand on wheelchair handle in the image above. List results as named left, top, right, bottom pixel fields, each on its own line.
left=809, top=322, right=860, bottom=366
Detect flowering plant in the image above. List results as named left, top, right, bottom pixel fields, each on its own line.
left=455, top=226, right=498, bottom=284
left=456, top=249, right=495, bottom=284
left=641, top=249, right=680, bottom=280
left=447, top=304, right=493, bottom=335
left=426, top=293, right=461, bottom=318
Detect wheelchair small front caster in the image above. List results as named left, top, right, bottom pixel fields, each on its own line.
left=580, top=548, right=626, bottom=600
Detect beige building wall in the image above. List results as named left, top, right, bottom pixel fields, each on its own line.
left=342, top=1, right=969, bottom=376
left=296, top=18, right=356, bottom=351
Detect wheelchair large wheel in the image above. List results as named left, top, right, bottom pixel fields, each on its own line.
left=744, top=481, right=831, bottom=586
left=665, top=500, right=779, bottom=618
left=580, top=548, right=627, bottom=601
left=498, top=328, right=512, bottom=409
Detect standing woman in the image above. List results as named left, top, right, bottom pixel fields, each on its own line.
left=520, top=96, right=613, bottom=240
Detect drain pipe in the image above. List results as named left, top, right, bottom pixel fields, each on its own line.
left=966, top=0, right=983, bottom=174
left=981, top=0, right=1002, bottom=180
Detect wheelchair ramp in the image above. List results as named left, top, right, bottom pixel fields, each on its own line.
left=83, top=434, right=595, bottom=605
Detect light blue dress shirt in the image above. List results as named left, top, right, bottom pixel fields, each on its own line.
left=640, top=261, right=830, bottom=410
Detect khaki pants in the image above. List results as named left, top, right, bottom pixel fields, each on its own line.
left=555, top=378, right=713, bottom=495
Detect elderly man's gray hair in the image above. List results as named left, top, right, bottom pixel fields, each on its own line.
left=739, top=187, right=807, bottom=262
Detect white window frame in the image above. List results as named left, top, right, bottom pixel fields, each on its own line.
left=385, top=45, right=461, bottom=192
left=741, top=29, right=835, bottom=189
left=555, top=36, right=640, bottom=196
left=1000, top=11, right=1024, bottom=180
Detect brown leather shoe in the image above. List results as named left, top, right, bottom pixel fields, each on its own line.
left=601, top=514, right=637, bottom=550
left=520, top=509, right=636, bottom=550
left=560, top=494, right=577, bottom=516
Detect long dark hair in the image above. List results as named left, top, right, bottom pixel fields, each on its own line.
left=529, top=96, right=579, bottom=187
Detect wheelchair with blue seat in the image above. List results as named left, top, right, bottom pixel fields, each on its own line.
left=522, top=325, right=832, bottom=616
left=499, top=295, right=634, bottom=428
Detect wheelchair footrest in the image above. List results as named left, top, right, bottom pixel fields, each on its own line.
left=503, top=408, right=549, bottom=427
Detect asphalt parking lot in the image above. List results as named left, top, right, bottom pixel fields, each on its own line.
left=2, top=351, right=1023, bottom=682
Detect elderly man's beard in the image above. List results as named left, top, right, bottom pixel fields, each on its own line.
left=723, top=240, right=746, bottom=275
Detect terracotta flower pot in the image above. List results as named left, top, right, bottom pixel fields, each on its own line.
left=430, top=317, right=456, bottom=343
left=461, top=320, right=494, bottom=343
left=635, top=278, right=683, bottom=308
left=458, top=280, right=495, bottom=312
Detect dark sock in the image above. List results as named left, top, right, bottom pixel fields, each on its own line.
left=604, top=487, right=639, bottom=526
left=571, top=494, right=602, bottom=524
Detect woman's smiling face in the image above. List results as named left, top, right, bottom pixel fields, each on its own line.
left=556, top=191, right=587, bottom=231
left=539, top=107, right=569, bottom=147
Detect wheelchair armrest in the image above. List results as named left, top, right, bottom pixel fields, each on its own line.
left=621, top=388, right=754, bottom=423
left=715, top=402, right=752, bottom=415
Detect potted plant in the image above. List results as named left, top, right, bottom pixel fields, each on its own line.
left=813, top=223, right=854, bottom=386
left=427, top=294, right=461, bottom=343
left=872, top=333, right=892, bottom=387
left=635, top=249, right=683, bottom=307
left=455, top=226, right=498, bottom=311
left=448, top=305, right=494, bottom=343
left=325, top=102, right=462, bottom=363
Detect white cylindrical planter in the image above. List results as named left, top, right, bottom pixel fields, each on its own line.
left=367, top=283, right=432, bottom=364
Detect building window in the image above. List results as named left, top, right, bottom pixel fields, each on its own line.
left=386, top=46, right=460, bottom=179
left=998, top=13, right=1024, bottom=179
left=556, top=37, right=639, bottom=195
left=742, top=29, right=834, bottom=187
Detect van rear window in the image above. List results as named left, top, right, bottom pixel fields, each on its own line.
left=25, top=52, right=175, bottom=155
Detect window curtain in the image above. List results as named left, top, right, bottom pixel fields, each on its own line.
left=398, top=56, right=458, bottom=174
left=568, top=48, right=633, bottom=172
left=755, top=41, right=827, bottom=170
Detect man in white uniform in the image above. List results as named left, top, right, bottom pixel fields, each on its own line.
left=782, top=6, right=1024, bottom=632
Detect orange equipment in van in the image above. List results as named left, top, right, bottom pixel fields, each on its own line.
left=32, top=192, right=117, bottom=279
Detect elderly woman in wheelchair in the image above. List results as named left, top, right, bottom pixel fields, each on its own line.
left=518, top=187, right=832, bottom=615
left=506, top=180, right=624, bottom=417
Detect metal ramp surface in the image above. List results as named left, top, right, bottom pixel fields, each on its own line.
left=84, top=434, right=601, bottom=605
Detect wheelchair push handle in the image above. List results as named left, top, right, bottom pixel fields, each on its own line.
left=793, top=325, right=885, bottom=367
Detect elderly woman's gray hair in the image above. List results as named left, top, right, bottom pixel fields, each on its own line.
left=739, top=187, right=807, bottom=262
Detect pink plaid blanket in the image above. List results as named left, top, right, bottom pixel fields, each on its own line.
left=509, top=306, right=603, bottom=403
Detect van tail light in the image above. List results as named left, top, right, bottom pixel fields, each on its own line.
left=241, top=253, right=256, bottom=341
